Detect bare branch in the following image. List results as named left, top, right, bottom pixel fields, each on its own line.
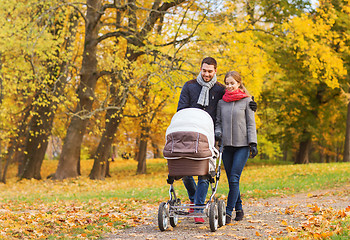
left=139, top=0, right=186, bottom=38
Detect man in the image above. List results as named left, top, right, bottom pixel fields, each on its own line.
left=177, top=57, right=257, bottom=224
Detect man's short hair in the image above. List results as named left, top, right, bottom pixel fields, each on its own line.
left=201, top=57, right=217, bottom=69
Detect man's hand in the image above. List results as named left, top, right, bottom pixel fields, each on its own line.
left=215, top=132, right=222, bottom=142
left=249, top=96, right=257, bottom=112
left=249, top=143, right=258, bottom=158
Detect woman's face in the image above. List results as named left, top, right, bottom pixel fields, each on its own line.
left=225, top=76, right=239, bottom=92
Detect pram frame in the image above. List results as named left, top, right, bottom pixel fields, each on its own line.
left=158, top=145, right=226, bottom=232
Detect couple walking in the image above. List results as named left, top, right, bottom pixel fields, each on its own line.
left=177, top=57, right=258, bottom=224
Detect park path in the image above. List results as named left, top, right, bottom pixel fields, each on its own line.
left=104, top=184, right=350, bottom=239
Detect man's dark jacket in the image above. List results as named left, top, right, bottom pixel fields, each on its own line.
left=177, top=79, right=225, bottom=123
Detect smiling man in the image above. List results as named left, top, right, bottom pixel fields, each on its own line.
left=177, top=57, right=224, bottom=124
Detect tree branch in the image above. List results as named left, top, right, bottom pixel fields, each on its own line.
left=139, top=0, right=186, bottom=38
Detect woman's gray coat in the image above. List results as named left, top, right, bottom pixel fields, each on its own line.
left=215, top=97, right=257, bottom=147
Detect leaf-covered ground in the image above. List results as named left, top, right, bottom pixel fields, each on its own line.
left=104, top=185, right=350, bottom=239
left=1, top=159, right=350, bottom=239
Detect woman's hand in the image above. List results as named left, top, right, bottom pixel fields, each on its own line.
left=249, top=143, right=258, bottom=158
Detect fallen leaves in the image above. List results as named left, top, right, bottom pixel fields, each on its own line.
left=1, top=160, right=349, bottom=239
left=285, top=204, right=350, bottom=239
left=0, top=199, right=153, bottom=239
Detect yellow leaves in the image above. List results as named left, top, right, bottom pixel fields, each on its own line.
left=346, top=206, right=350, bottom=212
left=0, top=198, right=143, bottom=239
left=309, top=204, right=320, bottom=213
left=286, top=226, right=296, bottom=232
left=281, top=7, right=346, bottom=89
left=307, top=193, right=314, bottom=198
left=285, top=205, right=296, bottom=215
left=295, top=203, right=350, bottom=239
left=280, top=220, right=288, bottom=226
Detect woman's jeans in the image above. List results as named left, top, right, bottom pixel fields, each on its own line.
left=182, top=176, right=209, bottom=212
left=222, top=146, right=250, bottom=217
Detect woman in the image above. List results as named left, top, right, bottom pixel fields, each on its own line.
left=215, top=71, right=258, bottom=223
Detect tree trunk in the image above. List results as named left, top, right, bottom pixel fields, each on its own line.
left=89, top=68, right=129, bottom=179
left=20, top=105, right=54, bottom=179
left=319, top=147, right=325, bottom=163
left=336, top=144, right=340, bottom=162
left=135, top=78, right=150, bottom=175
left=53, top=0, right=101, bottom=180
left=134, top=136, right=140, bottom=162
left=1, top=107, right=31, bottom=183
left=152, top=141, right=162, bottom=158
left=77, top=153, right=81, bottom=176
left=343, top=100, right=350, bottom=162
left=136, top=127, right=149, bottom=174
left=89, top=112, right=124, bottom=179
left=283, top=147, right=288, bottom=161
left=105, top=160, right=111, bottom=178
left=295, top=136, right=311, bottom=164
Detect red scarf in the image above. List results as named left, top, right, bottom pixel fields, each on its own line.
left=222, top=89, right=248, bottom=102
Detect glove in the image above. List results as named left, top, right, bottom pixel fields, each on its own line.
left=249, top=96, right=257, bottom=112
left=249, top=143, right=258, bottom=158
left=215, top=132, right=222, bottom=142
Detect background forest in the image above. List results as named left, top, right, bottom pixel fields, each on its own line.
left=0, top=0, right=349, bottom=182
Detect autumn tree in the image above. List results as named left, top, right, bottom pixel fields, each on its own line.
left=325, top=0, right=350, bottom=162
left=0, top=0, right=79, bottom=181
left=20, top=6, right=79, bottom=180
left=266, top=4, right=346, bottom=164
left=53, top=0, right=103, bottom=179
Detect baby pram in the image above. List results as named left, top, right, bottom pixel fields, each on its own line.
left=158, top=108, right=226, bottom=232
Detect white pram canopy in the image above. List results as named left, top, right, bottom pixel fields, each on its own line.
left=164, top=108, right=218, bottom=173
left=166, top=108, right=215, bottom=148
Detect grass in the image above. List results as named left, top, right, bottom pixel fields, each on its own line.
left=1, top=159, right=350, bottom=202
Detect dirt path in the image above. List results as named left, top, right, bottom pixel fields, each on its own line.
left=104, top=184, right=350, bottom=239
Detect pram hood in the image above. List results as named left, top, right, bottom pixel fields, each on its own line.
left=165, top=108, right=215, bottom=148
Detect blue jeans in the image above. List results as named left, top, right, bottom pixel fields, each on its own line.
left=182, top=176, right=209, bottom=212
left=222, top=146, right=250, bottom=217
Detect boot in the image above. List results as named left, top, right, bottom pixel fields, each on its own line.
left=234, top=210, right=244, bottom=221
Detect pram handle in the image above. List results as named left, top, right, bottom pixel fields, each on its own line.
left=218, top=140, right=224, bottom=153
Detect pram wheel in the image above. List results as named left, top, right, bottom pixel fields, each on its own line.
left=169, top=199, right=180, bottom=227
left=170, top=214, right=178, bottom=227
left=218, top=200, right=226, bottom=227
left=158, top=202, right=169, bottom=231
left=209, top=202, right=218, bottom=232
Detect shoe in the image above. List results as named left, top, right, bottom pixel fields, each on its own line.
left=234, top=210, right=244, bottom=221
left=226, top=214, right=232, bottom=224
left=194, top=217, right=205, bottom=224
left=189, top=201, right=194, bottom=214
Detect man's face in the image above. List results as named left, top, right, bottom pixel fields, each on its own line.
left=200, top=63, right=217, bottom=82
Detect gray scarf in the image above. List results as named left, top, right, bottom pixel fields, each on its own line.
left=196, top=73, right=217, bottom=107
